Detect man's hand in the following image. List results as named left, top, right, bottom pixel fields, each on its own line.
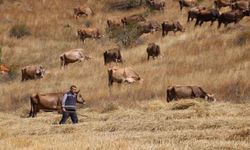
left=62, top=107, right=66, bottom=112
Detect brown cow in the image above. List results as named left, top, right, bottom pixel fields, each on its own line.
left=232, top=1, right=249, bottom=10
left=137, top=20, right=161, bottom=34
left=0, top=64, right=10, bottom=74
left=73, top=6, right=94, bottom=19
left=218, top=9, right=250, bottom=28
left=29, top=92, right=85, bottom=117
left=146, top=43, right=160, bottom=60
left=195, top=9, right=220, bottom=26
left=103, top=47, right=123, bottom=65
left=162, top=21, right=185, bottom=37
left=77, top=27, right=102, bottom=42
left=21, top=65, right=45, bottom=81
left=107, top=18, right=123, bottom=28
left=60, top=49, right=91, bottom=68
left=187, top=6, right=206, bottom=22
left=121, top=14, right=146, bottom=26
left=179, top=0, right=198, bottom=11
left=147, top=0, right=166, bottom=11
left=166, top=85, right=216, bottom=102
left=108, top=66, right=143, bottom=86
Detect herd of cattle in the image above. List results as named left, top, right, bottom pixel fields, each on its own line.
left=1, top=0, right=249, bottom=117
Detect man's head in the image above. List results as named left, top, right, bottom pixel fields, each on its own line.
left=70, top=85, right=78, bottom=94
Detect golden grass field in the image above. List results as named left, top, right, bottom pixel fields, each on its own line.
left=0, top=0, right=250, bottom=149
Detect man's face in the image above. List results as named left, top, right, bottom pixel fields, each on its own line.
left=71, top=87, right=78, bottom=94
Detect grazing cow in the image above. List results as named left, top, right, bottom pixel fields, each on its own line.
left=187, top=6, right=206, bottom=22
left=29, top=92, right=85, bottom=117
left=73, top=6, right=94, bottom=19
left=218, top=9, right=250, bottom=28
left=162, top=21, right=185, bottom=36
left=195, top=9, right=220, bottom=26
left=121, top=14, right=146, bottom=26
left=146, top=43, right=160, bottom=60
left=60, top=49, right=91, bottom=68
left=232, top=1, right=249, bottom=10
left=0, top=64, right=10, bottom=74
left=77, top=27, right=102, bottom=42
left=214, top=0, right=234, bottom=9
left=108, top=66, right=143, bottom=86
left=166, top=85, right=216, bottom=102
left=147, top=0, right=166, bottom=11
left=21, top=65, right=45, bottom=81
left=179, top=0, right=198, bottom=11
left=137, top=20, right=161, bottom=34
left=107, top=18, right=123, bottom=28
left=103, top=47, right=123, bottom=65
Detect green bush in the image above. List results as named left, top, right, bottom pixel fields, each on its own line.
left=9, top=24, right=31, bottom=38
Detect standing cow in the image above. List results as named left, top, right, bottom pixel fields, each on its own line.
left=146, top=43, right=161, bottom=60
left=166, top=85, right=216, bottom=102
left=147, top=0, right=166, bottom=11
left=162, top=21, right=185, bottom=36
left=108, top=66, right=143, bottom=86
left=60, top=49, right=91, bottom=68
left=29, top=92, right=85, bottom=117
left=195, top=9, right=220, bottom=26
left=187, top=6, right=206, bottom=22
left=179, top=0, right=198, bottom=11
left=77, top=27, right=102, bottom=42
left=103, top=47, right=123, bottom=65
left=21, top=65, right=45, bottom=81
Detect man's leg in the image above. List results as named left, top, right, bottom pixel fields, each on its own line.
left=70, top=111, right=78, bottom=124
left=59, top=111, right=69, bottom=124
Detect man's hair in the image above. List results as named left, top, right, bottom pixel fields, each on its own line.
left=70, top=85, right=77, bottom=90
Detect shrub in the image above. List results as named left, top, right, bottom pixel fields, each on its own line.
left=9, top=24, right=31, bottom=38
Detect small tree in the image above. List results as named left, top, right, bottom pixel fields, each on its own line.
left=9, top=24, right=31, bottom=39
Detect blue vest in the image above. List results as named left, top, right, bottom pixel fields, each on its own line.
left=64, top=92, right=77, bottom=110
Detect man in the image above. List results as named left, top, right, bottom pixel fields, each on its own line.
left=59, top=85, right=79, bottom=124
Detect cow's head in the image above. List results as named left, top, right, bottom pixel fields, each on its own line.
left=205, top=94, right=216, bottom=102
left=76, top=91, right=86, bottom=105
left=36, top=65, right=46, bottom=78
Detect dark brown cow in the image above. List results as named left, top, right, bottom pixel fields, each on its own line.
left=108, top=66, right=143, bottom=86
left=103, top=47, right=123, bottom=65
left=166, top=85, right=216, bottom=102
left=179, top=0, right=198, bottom=11
left=77, top=27, right=102, bottom=42
left=29, top=92, right=85, bottom=117
left=146, top=43, right=160, bottom=60
left=218, top=9, right=250, bottom=28
left=121, top=14, right=146, bottom=26
left=195, top=9, right=220, bottom=26
left=147, top=0, right=166, bottom=11
left=21, top=65, right=45, bottom=81
left=162, top=21, right=185, bottom=37
left=73, top=6, right=94, bottom=19
left=187, top=6, right=206, bottom=22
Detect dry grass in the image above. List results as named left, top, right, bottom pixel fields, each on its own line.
left=0, top=0, right=250, bottom=149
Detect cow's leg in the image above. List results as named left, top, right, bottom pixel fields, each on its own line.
left=218, top=21, right=222, bottom=28
left=29, top=98, right=33, bottom=117
left=195, top=19, right=199, bottom=26
left=210, top=21, right=214, bottom=26
left=162, top=30, right=165, bottom=37
left=199, top=21, right=203, bottom=26
left=179, top=1, right=183, bottom=11
left=147, top=54, right=150, bottom=60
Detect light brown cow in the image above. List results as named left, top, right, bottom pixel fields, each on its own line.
left=162, top=21, right=185, bottom=36
left=179, top=0, right=198, bottom=11
left=77, top=27, right=102, bottom=42
left=21, top=65, right=45, bottom=81
left=73, top=6, right=94, bottom=19
left=121, top=14, right=146, bottom=26
left=29, top=92, right=85, bottom=117
left=166, top=85, right=216, bottom=102
left=107, top=18, right=123, bottom=28
left=0, top=64, right=10, bottom=74
left=108, top=66, right=143, bottom=86
left=60, top=49, right=91, bottom=68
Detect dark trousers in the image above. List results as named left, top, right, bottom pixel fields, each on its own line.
left=59, top=110, right=78, bottom=124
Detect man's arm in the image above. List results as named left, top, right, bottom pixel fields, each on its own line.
left=62, top=93, right=67, bottom=111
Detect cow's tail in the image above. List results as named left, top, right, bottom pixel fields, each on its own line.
left=60, top=54, right=65, bottom=69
